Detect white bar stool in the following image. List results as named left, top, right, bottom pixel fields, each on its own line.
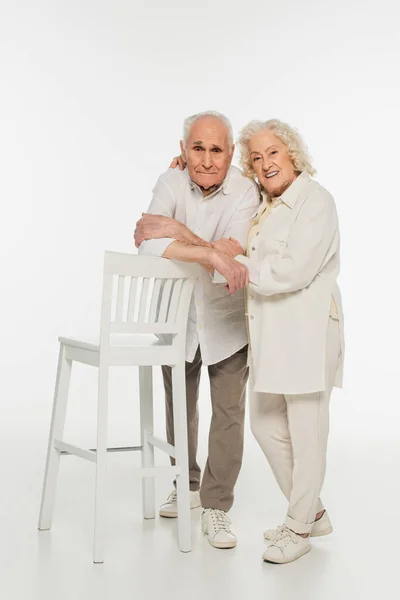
left=38, top=251, right=200, bottom=563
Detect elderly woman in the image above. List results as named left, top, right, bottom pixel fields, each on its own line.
left=214, top=119, right=344, bottom=564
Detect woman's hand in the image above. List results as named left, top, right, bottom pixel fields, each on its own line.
left=212, top=237, right=245, bottom=259
left=134, top=214, right=186, bottom=247
left=169, top=155, right=187, bottom=170
left=212, top=251, right=249, bottom=295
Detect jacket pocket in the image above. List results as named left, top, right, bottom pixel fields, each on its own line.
left=263, top=236, right=287, bottom=255
left=267, top=236, right=287, bottom=246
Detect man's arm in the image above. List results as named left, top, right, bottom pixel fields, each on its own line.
left=136, top=171, right=211, bottom=254
left=136, top=213, right=211, bottom=249
left=136, top=172, right=178, bottom=257
left=163, top=241, right=215, bottom=264
left=137, top=171, right=254, bottom=291
left=162, top=241, right=249, bottom=294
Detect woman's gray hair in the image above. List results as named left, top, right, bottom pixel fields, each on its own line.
left=238, top=119, right=316, bottom=182
left=183, top=111, right=234, bottom=147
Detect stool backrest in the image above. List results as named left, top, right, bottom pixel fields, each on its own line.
left=99, top=252, right=200, bottom=345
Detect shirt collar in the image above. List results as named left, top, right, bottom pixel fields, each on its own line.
left=221, top=167, right=233, bottom=194
left=278, top=171, right=311, bottom=209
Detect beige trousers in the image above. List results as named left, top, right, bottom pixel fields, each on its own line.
left=162, top=345, right=249, bottom=512
left=249, top=316, right=342, bottom=534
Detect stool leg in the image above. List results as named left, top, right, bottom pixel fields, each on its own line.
left=38, top=343, right=72, bottom=530
left=171, top=363, right=191, bottom=552
left=139, top=366, right=155, bottom=519
left=93, top=362, right=109, bottom=564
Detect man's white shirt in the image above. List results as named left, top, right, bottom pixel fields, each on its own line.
left=139, top=166, right=260, bottom=365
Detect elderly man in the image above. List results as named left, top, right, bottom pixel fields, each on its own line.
left=134, top=111, right=260, bottom=549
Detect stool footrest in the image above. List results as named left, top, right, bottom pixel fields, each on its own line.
left=55, top=440, right=97, bottom=463
left=147, top=435, right=175, bottom=458
left=133, top=466, right=180, bottom=478
left=59, top=444, right=143, bottom=456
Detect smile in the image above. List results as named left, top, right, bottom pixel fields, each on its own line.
left=265, top=171, right=279, bottom=179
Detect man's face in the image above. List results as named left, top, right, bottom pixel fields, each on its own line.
left=180, top=117, right=234, bottom=192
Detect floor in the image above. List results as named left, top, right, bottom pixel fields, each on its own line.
left=1, top=378, right=399, bottom=600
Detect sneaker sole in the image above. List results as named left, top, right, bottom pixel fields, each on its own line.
left=202, top=527, right=237, bottom=549
left=208, top=539, right=237, bottom=549
left=263, top=544, right=311, bottom=564
left=159, top=502, right=202, bottom=519
left=159, top=511, right=178, bottom=518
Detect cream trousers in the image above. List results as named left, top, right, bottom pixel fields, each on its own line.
left=249, top=316, right=342, bottom=534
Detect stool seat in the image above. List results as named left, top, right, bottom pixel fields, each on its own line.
left=59, top=333, right=170, bottom=352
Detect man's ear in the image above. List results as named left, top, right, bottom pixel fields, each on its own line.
left=226, top=144, right=235, bottom=167
left=180, top=140, right=187, bottom=161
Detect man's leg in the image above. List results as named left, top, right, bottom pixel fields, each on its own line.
left=162, top=347, right=202, bottom=490
left=201, top=345, right=249, bottom=511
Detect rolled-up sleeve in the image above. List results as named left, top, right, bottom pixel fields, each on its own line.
left=236, top=189, right=338, bottom=296
left=137, top=171, right=177, bottom=258
left=138, top=237, right=175, bottom=257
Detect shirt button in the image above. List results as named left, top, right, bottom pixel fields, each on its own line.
left=251, top=246, right=256, bottom=251
left=280, top=241, right=285, bottom=246
left=256, top=232, right=260, bottom=236
left=249, top=315, right=254, bottom=320
left=249, top=295, right=254, bottom=300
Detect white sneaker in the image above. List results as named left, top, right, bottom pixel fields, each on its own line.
left=264, top=511, right=333, bottom=541
left=159, top=489, right=201, bottom=518
left=262, top=527, right=311, bottom=564
left=201, top=508, right=237, bottom=549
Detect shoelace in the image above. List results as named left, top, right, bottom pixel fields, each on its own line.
left=167, top=490, right=177, bottom=503
left=270, top=527, right=299, bottom=548
left=208, top=509, right=232, bottom=532
left=272, top=524, right=286, bottom=536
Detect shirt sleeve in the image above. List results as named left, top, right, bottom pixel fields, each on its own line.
left=221, top=184, right=261, bottom=248
left=235, top=189, right=338, bottom=296
left=137, top=171, right=177, bottom=258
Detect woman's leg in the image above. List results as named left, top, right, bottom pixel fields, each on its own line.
left=249, top=381, right=325, bottom=513
left=249, top=383, right=294, bottom=499
left=284, top=317, right=341, bottom=534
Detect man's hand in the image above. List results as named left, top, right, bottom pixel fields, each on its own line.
left=169, top=155, right=187, bottom=170
left=134, top=214, right=186, bottom=247
left=212, top=251, right=249, bottom=295
left=211, top=237, right=245, bottom=259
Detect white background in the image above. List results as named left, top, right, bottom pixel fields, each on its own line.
left=0, top=1, right=399, bottom=599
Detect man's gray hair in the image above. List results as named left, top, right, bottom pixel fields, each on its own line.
left=183, top=111, right=234, bottom=147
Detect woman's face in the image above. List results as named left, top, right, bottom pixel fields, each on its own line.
left=248, top=130, right=298, bottom=197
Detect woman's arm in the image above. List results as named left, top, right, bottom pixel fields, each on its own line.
left=236, top=188, right=338, bottom=297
